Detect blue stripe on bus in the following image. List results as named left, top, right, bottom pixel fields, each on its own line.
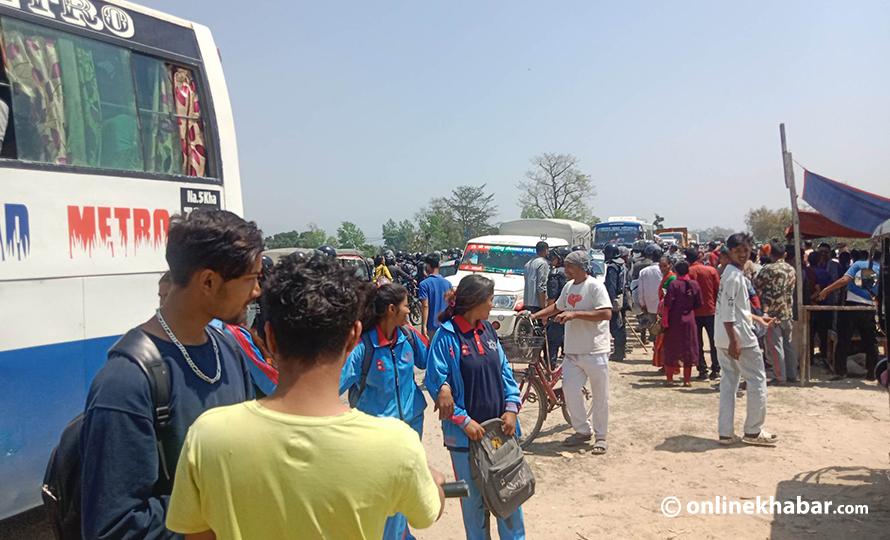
left=0, top=335, right=119, bottom=520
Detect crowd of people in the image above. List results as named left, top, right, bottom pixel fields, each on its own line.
left=72, top=209, right=884, bottom=540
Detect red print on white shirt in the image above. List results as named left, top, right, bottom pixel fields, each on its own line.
left=568, top=294, right=583, bottom=307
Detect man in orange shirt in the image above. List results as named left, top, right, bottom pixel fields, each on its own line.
left=687, top=248, right=721, bottom=380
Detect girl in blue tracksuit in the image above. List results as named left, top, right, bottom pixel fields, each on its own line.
left=425, top=275, right=526, bottom=540
left=339, top=282, right=429, bottom=540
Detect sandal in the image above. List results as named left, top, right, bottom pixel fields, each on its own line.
left=742, top=431, right=778, bottom=446
left=591, top=440, right=608, bottom=455
left=664, top=381, right=674, bottom=387
left=682, top=382, right=692, bottom=387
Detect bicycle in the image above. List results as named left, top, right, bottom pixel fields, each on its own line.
left=403, top=280, right=424, bottom=327
left=503, top=313, right=594, bottom=448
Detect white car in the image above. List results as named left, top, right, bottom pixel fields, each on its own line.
left=446, top=235, right=583, bottom=337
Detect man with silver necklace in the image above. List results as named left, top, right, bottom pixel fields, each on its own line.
left=80, top=210, right=264, bottom=539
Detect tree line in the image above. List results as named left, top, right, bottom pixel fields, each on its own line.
left=265, top=153, right=600, bottom=255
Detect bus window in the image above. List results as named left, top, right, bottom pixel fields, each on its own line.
left=0, top=16, right=213, bottom=178
left=133, top=54, right=182, bottom=175
left=0, top=40, right=14, bottom=159
left=169, top=66, right=207, bottom=177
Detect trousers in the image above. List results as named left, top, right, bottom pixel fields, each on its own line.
left=695, top=315, right=719, bottom=374
left=449, top=450, right=525, bottom=540
left=609, top=311, right=626, bottom=358
left=765, top=320, right=798, bottom=382
left=717, top=346, right=767, bottom=438
left=835, top=302, right=879, bottom=377
left=563, top=353, right=610, bottom=440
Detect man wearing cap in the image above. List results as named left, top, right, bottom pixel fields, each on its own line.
left=529, top=251, right=613, bottom=453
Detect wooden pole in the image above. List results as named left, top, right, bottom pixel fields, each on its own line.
left=780, top=124, right=807, bottom=385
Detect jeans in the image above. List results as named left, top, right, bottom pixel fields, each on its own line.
left=610, top=311, right=626, bottom=359
left=449, top=450, right=525, bottom=540
left=765, top=320, right=798, bottom=382
left=717, top=346, right=767, bottom=438
left=563, top=353, right=610, bottom=439
left=835, top=302, right=879, bottom=377
left=695, top=315, right=719, bottom=375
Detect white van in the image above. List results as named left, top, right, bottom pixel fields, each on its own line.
left=446, top=219, right=598, bottom=337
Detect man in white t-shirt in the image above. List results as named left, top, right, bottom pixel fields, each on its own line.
left=530, top=250, right=613, bottom=453
left=715, top=233, right=778, bottom=447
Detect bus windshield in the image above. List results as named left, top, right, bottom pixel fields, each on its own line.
left=460, top=244, right=537, bottom=274
left=594, top=224, right=643, bottom=246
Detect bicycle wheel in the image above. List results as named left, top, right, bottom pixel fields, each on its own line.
left=517, top=375, right=547, bottom=448
left=408, top=300, right=423, bottom=327
left=561, top=384, right=595, bottom=427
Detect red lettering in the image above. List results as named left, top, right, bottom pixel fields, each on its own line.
left=98, top=207, right=113, bottom=257
left=152, top=209, right=170, bottom=248
left=114, top=208, right=131, bottom=255
left=133, top=208, right=151, bottom=254
left=68, top=206, right=96, bottom=258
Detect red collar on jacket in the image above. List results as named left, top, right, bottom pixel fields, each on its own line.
left=453, top=315, right=485, bottom=334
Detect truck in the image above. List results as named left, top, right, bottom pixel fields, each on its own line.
left=447, top=219, right=594, bottom=337
left=656, top=227, right=689, bottom=247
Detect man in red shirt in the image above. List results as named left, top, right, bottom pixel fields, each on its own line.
left=687, top=247, right=721, bottom=380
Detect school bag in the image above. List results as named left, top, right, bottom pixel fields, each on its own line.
left=347, top=326, right=419, bottom=409
left=469, top=418, right=536, bottom=522
left=41, top=328, right=172, bottom=540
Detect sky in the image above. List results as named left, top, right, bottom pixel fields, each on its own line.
left=143, top=0, right=890, bottom=242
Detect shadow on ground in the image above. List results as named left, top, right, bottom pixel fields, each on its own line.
left=770, top=466, right=890, bottom=540
left=654, top=434, right=755, bottom=453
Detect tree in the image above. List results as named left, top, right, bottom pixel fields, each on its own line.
left=653, top=214, right=665, bottom=229
left=264, top=223, right=330, bottom=249
left=382, top=219, right=417, bottom=252
left=517, top=153, right=596, bottom=222
left=744, top=207, right=792, bottom=242
left=337, top=221, right=367, bottom=250
left=264, top=230, right=302, bottom=249
left=440, top=184, right=498, bottom=241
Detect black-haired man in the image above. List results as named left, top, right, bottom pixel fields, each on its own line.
left=166, top=255, right=445, bottom=539
left=81, top=210, right=264, bottom=539
left=754, top=242, right=798, bottom=384
left=524, top=241, right=550, bottom=313
left=419, top=253, right=453, bottom=340
left=715, top=233, right=777, bottom=446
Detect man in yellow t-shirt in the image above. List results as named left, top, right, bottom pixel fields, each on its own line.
left=166, top=255, right=445, bottom=540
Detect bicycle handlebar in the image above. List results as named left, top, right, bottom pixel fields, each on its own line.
left=442, top=481, right=470, bottom=499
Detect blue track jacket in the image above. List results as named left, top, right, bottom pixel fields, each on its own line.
left=424, top=318, right=521, bottom=450
left=339, top=326, right=429, bottom=426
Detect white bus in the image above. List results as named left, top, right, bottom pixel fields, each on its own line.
left=0, top=0, right=241, bottom=520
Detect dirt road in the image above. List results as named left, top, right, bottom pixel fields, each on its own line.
left=416, top=347, right=890, bottom=540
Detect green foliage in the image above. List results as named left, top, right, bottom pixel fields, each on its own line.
left=744, top=207, right=793, bottom=242
left=382, top=219, right=417, bottom=252
left=336, top=221, right=366, bottom=249
left=264, top=223, right=330, bottom=249
left=416, top=185, right=498, bottom=250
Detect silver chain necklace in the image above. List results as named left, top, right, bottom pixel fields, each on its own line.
left=156, top=309, right=221, bottom=384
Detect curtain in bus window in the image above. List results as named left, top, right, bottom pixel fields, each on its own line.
left=1, top=23, right=69, bottom=164
left=133, top=55, right=180, bottom=175
left=57, top=38, right=101, bottom=166
left=171, top=67, right=205, bottom=177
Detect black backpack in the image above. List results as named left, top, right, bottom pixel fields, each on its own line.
left=41, top=329, right=172, bottom=540
left=347, top=327, right=419, bottom=409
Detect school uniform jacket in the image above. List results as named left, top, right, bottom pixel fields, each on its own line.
left=339, top=326, right=429, bottom=425
left=425, top=317, right=521, bottom=450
